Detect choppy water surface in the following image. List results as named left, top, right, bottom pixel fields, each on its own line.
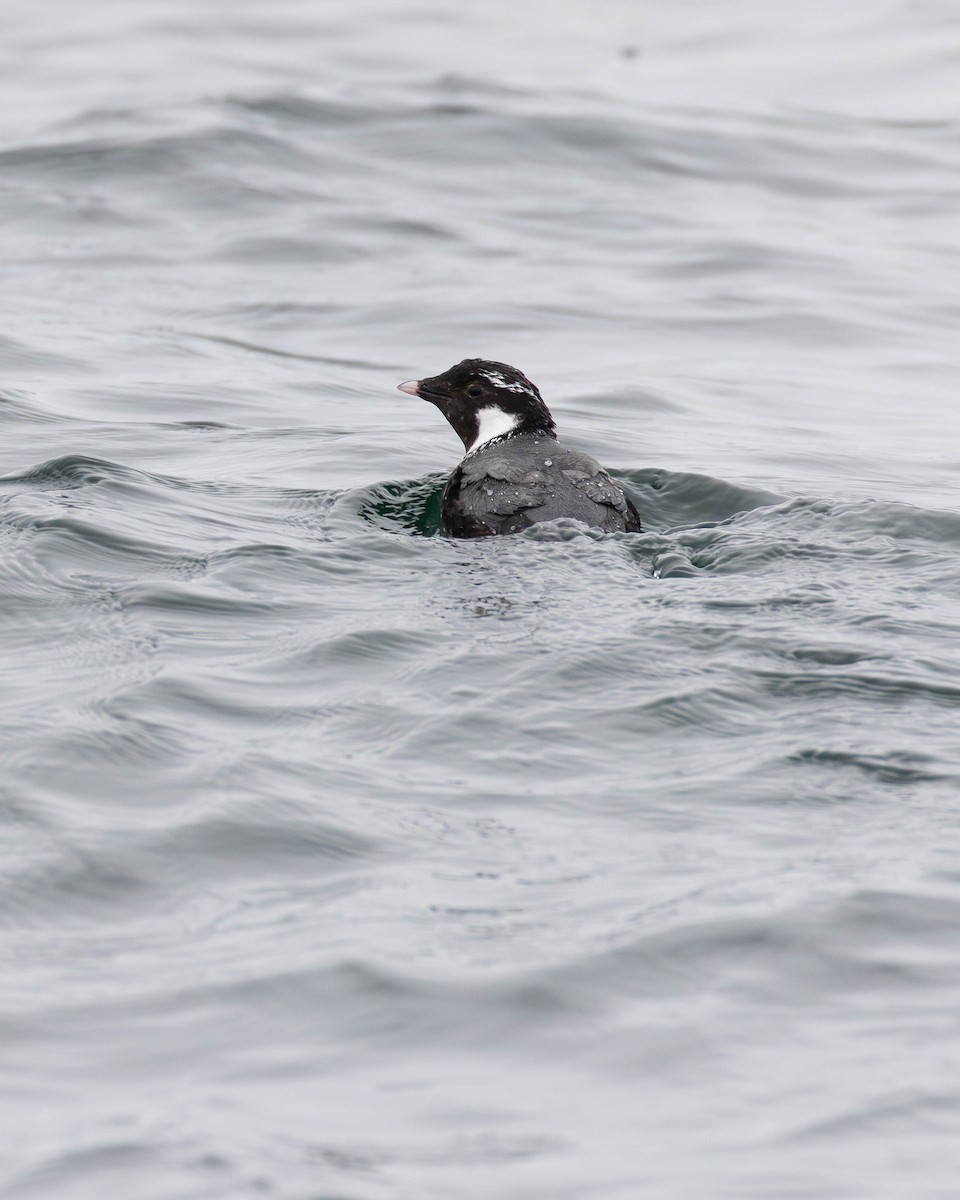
left=3, top=2, right=960, bottom=1197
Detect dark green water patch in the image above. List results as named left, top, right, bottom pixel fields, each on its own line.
left=349, top=474, right=446, bottom=536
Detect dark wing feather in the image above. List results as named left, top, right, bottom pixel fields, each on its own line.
left=558, top=455, right=642, bottom=533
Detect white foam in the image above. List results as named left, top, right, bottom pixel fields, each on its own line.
left=465, top=406, right=519, bottom=455
left=479, top=369, right=536, bottom=397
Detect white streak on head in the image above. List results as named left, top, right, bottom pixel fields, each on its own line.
left=465, top=406, right=519, bottom=455
left=480, top=369, right=536, bottom=397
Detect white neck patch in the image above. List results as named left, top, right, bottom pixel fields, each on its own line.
left=465, top=406, right=519, bottom=455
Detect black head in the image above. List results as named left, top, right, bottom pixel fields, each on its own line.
left=398, top=359, right=556, bottom=454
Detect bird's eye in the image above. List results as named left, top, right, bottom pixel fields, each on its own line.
left=467, top=384, right=483, bottom=399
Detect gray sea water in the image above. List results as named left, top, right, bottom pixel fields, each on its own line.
left=3, top=1, right=960, bottom=1197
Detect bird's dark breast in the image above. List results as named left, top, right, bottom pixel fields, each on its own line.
left=438, top=439, right=641, bottom=539
left=439, top=468, right=500, bottom=538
